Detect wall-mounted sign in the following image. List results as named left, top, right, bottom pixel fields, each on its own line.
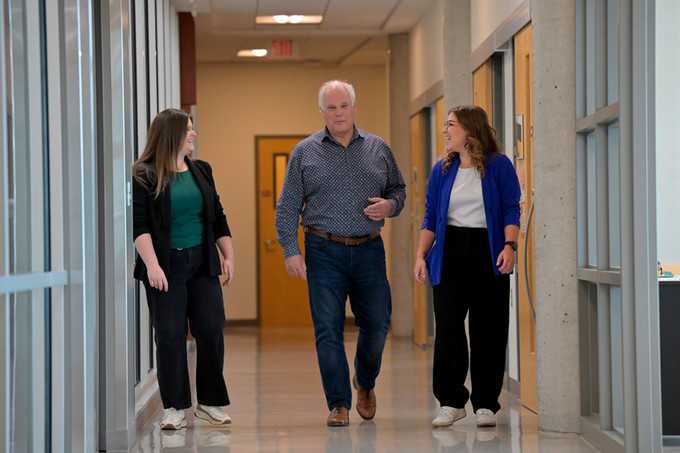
left=270, top=39, right=299, bottom=58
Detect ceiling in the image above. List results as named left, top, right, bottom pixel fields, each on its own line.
left=173, top=0, right=438, bottom=65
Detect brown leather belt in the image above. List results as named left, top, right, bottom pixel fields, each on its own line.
left=304, top=226, right=380, bottom=246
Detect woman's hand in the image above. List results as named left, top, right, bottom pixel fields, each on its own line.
left=222, top=258, right=234, bottom=287
left=496, top=246, right=516, bottom=274
left=413, top=259, right=428, bottom=285
left=147, top=264, right=168, bottom=292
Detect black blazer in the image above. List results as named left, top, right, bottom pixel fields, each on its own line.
left=132, top=158, right=231, bottom=282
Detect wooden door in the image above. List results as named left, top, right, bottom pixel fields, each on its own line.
left=411, top=98, right=445, bottom=346
left=514, top=24, right=537, bottom=412
left=256, top=136, right=311, bottom=327
left=411, top=112, right=428, bottom=346
left=473, top=59, right=494, bottom=119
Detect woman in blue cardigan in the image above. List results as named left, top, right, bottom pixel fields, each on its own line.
left=413, top=105, right=521, bottom=428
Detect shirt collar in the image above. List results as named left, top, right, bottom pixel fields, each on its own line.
left=322, top=125, right=361, bottom=144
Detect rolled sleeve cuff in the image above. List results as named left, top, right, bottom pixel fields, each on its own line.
left=388, top=199, right=397, bottom=217
left=282, top=242, right=302, bottom=259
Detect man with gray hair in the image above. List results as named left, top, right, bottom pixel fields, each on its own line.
left=276, top=79, right=406, bottom=426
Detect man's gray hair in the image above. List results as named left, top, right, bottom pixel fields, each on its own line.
left=318, top=80, right=356, bottom=112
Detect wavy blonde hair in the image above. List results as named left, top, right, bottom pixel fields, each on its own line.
left=132, top=108, right=192, bottom=199
left=441, top=105, right=502, bottom=178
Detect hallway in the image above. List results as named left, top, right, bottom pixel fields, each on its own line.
left=129, top=327, right=600, bottom=452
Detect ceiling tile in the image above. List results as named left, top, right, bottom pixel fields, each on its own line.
left=190, top=0, right=436, bottom=65
left=383, top=0, right=439, bottom=33
left=321, top=0, right=399, bottom=30
left=256, top=0, right=327, bottom=16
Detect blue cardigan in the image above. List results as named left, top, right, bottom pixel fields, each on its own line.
left=421, top=152, right=521, bottom=285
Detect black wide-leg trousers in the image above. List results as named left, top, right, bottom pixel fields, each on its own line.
left=432, top=226, right=510, bottom=413
left=144, top=244, right=230, bottom=410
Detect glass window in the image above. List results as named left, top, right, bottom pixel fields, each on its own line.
left=607, top=0, right=619, bottom=105
left=577, top=0, right=623, bottom=436
left=7, top=290, right=49, bottom=452
left=609, top=285, right=624, bottom=431
left=608, top=124, right=620, bottom=268
left=586, top=0, right=596, bottom=116
left=3, top=1, right=51, bottom=451
left=6, top=0, right=48, bottom=277
left=587, top=133, right=597, bottom=266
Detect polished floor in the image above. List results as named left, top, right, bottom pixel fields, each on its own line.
left=129, top=326, right=620, bottom=452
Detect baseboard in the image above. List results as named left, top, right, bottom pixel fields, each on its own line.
left=580, top=416, right=624, bottom=453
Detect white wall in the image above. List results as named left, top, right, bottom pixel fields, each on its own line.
left=656, top=0, right=680, bottom=266
left=470, top=0, right=525, bottom=50
left=409, top=0, right=443, bottom=100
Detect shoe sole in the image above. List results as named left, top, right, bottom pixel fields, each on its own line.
left=327, top=421, right=349, bottom=427
left=477, top=421, right=496, bottom=427
left=432, top=409, right=466, bottom=428
left=160, top=419, right=186, bottom=430
left=194, top=407, right=232, bottom=425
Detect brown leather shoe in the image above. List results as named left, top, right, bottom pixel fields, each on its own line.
left=327, top=407, right=349, bottom=426
left=353, top=374, right=376, bottom=420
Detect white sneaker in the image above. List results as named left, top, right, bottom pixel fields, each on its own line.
left=476, top=408, right=496, bottom=427
left=195, top=404, right=232, bottom=425
left=160, top=408, right=186, bottom=430
left=432, top=406, right=466, bottom=427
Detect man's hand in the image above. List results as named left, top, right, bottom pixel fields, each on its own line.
left=363, top=197, right=391, bottom=221
left=285, top=254, right=307, bottom=280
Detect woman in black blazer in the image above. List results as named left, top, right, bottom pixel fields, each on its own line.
left=132, top=108, right=234, bottom=430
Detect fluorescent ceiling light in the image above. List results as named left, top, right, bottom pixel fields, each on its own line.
left=256, top=15, right=323, bottom=25
left=237, top=49, right=268, bottom=58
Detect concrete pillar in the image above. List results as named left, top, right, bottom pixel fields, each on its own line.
left=443, top=0, right=472, bottom=109
left=531, top=0, right=580, bottom=432
left=387, top=33, right=412, bottom=338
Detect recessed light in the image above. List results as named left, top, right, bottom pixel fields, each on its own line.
left=237, top=49, right=268, bottom=58
left=256, top=15, right=323, bottom=25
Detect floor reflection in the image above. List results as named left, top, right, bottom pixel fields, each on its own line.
left=130, top=326, right=601, bottom=453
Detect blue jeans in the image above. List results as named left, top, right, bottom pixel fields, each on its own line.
left=304, top=233, right=392, bottom=410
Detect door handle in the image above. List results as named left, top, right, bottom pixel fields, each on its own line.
left=264, top=239, right=277, bottom=251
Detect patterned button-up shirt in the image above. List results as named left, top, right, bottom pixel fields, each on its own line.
left=275, top=126, right=406, bottom=258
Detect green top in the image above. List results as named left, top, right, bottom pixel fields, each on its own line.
left=169, top=170, right=205, bottom=249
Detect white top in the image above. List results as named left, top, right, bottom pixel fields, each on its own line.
left=446, top=167, right=487, bottom=227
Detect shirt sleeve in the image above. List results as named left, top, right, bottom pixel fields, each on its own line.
left=201, top=160, right=232, bottom=239
left=382, top=144, right=407, bottom=217
left=275, top=145, right=305, bottom=258
left=132, top=177, right=152, bottom=241
left=498, top=156, right=521, bottom=228
left=421, top=161, right=442, bottom=232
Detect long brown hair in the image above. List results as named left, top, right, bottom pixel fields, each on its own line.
left=441, top=105, right=502, bottom=177
left=132, top=108, right=191, bottom=199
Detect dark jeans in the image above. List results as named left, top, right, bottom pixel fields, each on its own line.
left=304, top=233, right=392, bottom=411
left=144, top=244, right=230, bottom=409
left=432, top=226, right=509, bottom=413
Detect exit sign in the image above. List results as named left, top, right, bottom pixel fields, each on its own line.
left=270, top=39, right=298, bottom=58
